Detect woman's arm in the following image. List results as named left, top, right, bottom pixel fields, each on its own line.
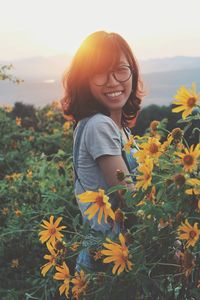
left=96, top=154, right=135, bottom=208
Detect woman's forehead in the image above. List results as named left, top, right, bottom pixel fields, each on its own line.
left=93, top=51, right=129, bottom=73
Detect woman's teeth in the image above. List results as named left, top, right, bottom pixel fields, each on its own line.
left=106, top=91, right=123, bottom=97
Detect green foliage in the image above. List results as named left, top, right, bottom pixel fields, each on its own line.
left=0, top=64, right=23, bottom=84
left=0, top=105, right=75, bottom=299
left=0, top=95, right=199, bottom=299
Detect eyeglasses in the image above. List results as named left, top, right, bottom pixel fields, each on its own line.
left=92, top=65, right=132, bottom=86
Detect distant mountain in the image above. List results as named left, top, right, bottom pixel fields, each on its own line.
left=0, top=55, right=200, bottom=107
left=0, top=53, right=72, bottom=80
left=142, top=67, right=200, bottom=106
left=140, top=56, right=200, bottom=73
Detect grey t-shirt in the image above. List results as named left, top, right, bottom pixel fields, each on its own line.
left=73, top=113, right=122, bottom=232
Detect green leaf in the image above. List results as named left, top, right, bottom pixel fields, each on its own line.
left=107, top=184, right=127, bottom=195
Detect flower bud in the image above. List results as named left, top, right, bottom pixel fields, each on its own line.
left=116, top=169, right=125, bottom=181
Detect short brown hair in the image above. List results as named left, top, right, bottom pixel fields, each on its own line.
left=61, top=31, right=144, bottom=127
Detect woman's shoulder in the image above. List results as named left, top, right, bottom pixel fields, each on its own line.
left=81, top=113, right=121, bottom=141
left=86, top=113, right=115, bottom=125
left=82, top=113, right=119, bottom=132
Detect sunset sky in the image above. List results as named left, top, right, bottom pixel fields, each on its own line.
left=1, top=0, right=200, bottom=61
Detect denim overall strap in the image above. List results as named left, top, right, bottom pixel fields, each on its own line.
left=73, top=117, right=90, bottom=191
left=120, top=129, right=131, bottom=173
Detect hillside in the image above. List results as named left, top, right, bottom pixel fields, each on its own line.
left=1, top=55, right=200, bottom=107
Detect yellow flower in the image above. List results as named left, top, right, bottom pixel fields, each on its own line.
left=63, top=121, right=71, bottom=132
left=143, top=137, right=162, bottom=157
left=26, top=170, right=32, bottom=179
left=77, top=189, right=115, bottom=224
left=71, top=270, right=88, bottom=300
left=5, top=172, right=22, bottom=181
left=175, top=144, right=200, bottom=173
left=133, top=149, right=147, bottom=164
left=51, top=100, right=61, bottom=111
left=16, top=117, right=22, bottom=126
left=177, top=219, right=200, bottom=248
left=93, top=250, right=103, bottom=261
left=134, top=137, right=162, bottom=163
left=11, top=259, right=19, bottom=268
left=70, top=242, right=80, bottom=252
left=2, top=207, right=9, bottom=215
left=3, top=104, right=13, bottom=113
left=135, top=159, right=154, bottom=190
left=101, top=233, right=133, bottom=275
left=185, top=178, right=200, bottom=195
left=39, top=215, right=66, bottom=246
left=28, top=135, right=34, bottom=142
left=45, top=110, right=54, bottom=118
left=15, top=209, right=22, bottom=217
left=172, top=83, right=200, bottom=119
left=41, top=242, right=57, bottom=277
left=53, top=262, right=70, bottom=299
left=123, top=135, right=134, bottom=153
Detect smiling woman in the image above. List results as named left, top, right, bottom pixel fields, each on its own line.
left=61, top=31, right=143, bottom=275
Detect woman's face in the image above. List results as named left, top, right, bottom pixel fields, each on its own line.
left=89, top=53, right=132, bottom=113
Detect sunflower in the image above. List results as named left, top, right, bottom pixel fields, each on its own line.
left=16, top=117, right=21, bottom=126
left=41, top=242, right=57, bottom=277
left=101, top=233, right=133, bottom=275
left=3, top=104, right=13, bottom=113
left=136, top=185, right=156, bottom=206
left=70, top=242, right=80, bottom=252
left=123, top=135, right=134, bottom=153
left=39, top=215, right=66, bottom=246
left=141, top=137, right=162, bottom=159
left=177, top=219, right=200, bottom=248
left=185, top=178, right=200, bottom=195
left=135, top=159, right=154, bottom=190
left=175, top=144, right=200, bottom=173
left=53, top=262, right=70, bottom=298
left=134, top=137, right=162, bottom=163
left=71, top=270, right=88, bottom=299
left=133, top=149, right=147, bottom=164
left=63, top=121, right=71, bottom=132
left=172, top=83, right=200, bottom=119
left=11, top=259, right=19, bottom=268
left=77, top=189, right=115, bottom=224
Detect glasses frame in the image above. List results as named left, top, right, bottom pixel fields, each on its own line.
left=92, top=65, right=133, bottom=87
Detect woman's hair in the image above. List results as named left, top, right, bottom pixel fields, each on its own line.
left=61, top=31, right=144, bottom=127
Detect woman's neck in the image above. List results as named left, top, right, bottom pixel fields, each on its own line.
left=110, top=110, right=122, bottom=130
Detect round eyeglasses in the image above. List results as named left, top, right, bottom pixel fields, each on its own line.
left=92, top=65, right=132, bottom=86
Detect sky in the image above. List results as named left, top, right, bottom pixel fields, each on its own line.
left=1, top=0, right=200, bottom=61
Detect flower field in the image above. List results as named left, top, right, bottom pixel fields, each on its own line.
left=0, top=84, right=200, bottom=300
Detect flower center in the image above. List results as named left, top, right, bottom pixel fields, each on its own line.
left=189, top=230, right=197, bottom=239
left=96, top=196, right=104, bottom=206
left=187, top=97, right=196, bottom=108
left=144, top=173, right=151, bottom=180
left=121, top=247, right=129, bottom=262
left=183, top=154, right=194, bottom=166
left=149, top=143, right=159, bottom=154
left=49, top=227, right=56, bottom=235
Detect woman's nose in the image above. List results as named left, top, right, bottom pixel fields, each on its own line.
left=106, top=72, right=119, bottom=86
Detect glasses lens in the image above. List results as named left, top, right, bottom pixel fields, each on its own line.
left=114, top=66, right=132, bottom=82
left=92, top=66, right=132, bottom=86
left=92, top=73, right=107, bottom=86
